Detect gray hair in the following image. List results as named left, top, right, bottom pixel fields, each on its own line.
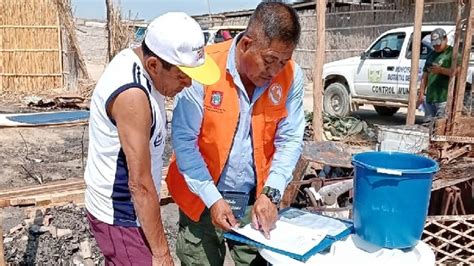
left=246, top=1, right=301, bottom=46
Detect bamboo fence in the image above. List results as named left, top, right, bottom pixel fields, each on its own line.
left=0, top=0, right=61, bottom=97
left=0, top=0, right=87, bottom=100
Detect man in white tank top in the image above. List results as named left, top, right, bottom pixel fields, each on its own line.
left=84, top=12, right=220, bottom=265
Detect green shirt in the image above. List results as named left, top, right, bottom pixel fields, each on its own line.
left=423, top=46, right=460, bottom=103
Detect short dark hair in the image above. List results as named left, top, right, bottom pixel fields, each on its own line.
left=246, top=1, right=301, bottom=46
left=141, top=40, right=173, bottom=70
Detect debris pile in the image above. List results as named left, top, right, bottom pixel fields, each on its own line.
left=304, top=112, right=376, bottom=143
left=3, top=203, right=180, bottom=264
left=23, top=94, right=88, bottom=110
left=4, top=204, right=102, bottom=265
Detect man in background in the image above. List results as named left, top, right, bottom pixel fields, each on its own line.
left=418, top=28, right=459, bottom=122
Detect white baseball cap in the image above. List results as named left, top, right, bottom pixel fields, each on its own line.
left=144, top=12, right=220, bottom=85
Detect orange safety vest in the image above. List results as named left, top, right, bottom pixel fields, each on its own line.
left=166, top=40, right=295, bottom=222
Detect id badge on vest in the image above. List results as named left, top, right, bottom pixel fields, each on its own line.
left=221, top=191, right=249, bottom=219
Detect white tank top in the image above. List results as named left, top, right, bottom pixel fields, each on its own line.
left=84, top=48, right=166, bottom=227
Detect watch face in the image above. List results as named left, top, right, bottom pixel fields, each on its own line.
left=273, top=190, right=281, bottom=203
left=264, top=187, right=281, bottom=204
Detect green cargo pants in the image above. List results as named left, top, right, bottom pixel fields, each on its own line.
left=176, top=206, right=267, bottom=266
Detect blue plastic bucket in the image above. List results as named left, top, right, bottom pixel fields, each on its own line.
left=352, top=151, right=439, bottom=249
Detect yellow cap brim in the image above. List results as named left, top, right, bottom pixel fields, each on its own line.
left=178, top=53, right=221, bottom=85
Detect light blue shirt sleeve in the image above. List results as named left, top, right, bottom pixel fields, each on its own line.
left=264, top=64, right=305, bottom=195
left=171, top=81, right=223, bottom=208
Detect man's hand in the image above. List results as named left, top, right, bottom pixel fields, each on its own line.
left=428, top=64, right=452, bottom=76
left=428, top=64, right=442, bottom=74
left=152, top=253, right=174, bottom=266
left=210, top=199, right=239, bottom=231
left=251, top=194, right=278, bottom=240
left=416, top=95, right=424, bottom=108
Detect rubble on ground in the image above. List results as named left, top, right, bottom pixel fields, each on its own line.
left=4, top=204, right=103, bottom=265
left=23, top=94, right=88, bottom=110
left=3, top=203, right=180, bottom=264
left=304, top=111, right=376, bottom=143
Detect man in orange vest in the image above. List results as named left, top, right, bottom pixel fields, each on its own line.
left=167, top=2, right=304, bottom=265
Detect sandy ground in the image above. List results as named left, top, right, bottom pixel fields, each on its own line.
left=0, top=22, right=429, bottom=265
left=76, top=22, right=107, bottom=80
left=0, top=126, right=88, bottom=189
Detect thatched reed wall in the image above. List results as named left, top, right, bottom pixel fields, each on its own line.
left=194, top=1, right=457, bottom=81
left=0, top=0, right=87, bottom=99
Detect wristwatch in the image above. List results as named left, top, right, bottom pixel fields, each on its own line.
left=261, top=186, right=282, bottom=205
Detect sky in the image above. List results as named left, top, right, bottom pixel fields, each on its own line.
left=71, top=0, right=264, bottom=21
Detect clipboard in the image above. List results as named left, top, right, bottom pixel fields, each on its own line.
left=224, top=208, right=353, bottom=262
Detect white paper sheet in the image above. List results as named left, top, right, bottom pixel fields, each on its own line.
left=279, top=209, right=349, bottom=236
left=231, top=220, right=328, bottom=256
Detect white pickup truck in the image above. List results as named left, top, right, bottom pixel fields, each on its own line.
left=322, top=25, right=473, bottom=116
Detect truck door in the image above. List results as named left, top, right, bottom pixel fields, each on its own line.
left=396, top=31, right=432, bottom=101
left=354, top=32, right=406, bottom=100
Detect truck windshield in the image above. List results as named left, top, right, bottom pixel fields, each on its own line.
left=369, top=32, right=406, bottom=59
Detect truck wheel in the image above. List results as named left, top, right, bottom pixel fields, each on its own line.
left=323, top=82, right=350, bottom=116
left=374, top=106, right=399, bottom=116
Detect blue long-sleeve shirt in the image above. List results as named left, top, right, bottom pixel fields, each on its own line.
left=172, top=36, right=305, bottom=208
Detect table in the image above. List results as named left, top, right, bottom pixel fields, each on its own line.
left=260, top=234, right=435, bottom=266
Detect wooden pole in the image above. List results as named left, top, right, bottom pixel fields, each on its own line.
left=445, top=0, right=463, bottom=134
left=105, top=0, right=113, bottom=63
left=453, top=1, right=474, bottom=121
left=312, top=0, right=326, bottom=141
left=406, top=0, right=425, bottom=125
left=56, top=11, right=64, bottom=89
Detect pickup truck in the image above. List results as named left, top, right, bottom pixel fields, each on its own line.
left=322, top=25, right=474, bottom=116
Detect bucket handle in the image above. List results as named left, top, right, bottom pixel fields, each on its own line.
left=376, top=168, right=402, bottom=176
left=353, top=153, right=440, bottom=175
